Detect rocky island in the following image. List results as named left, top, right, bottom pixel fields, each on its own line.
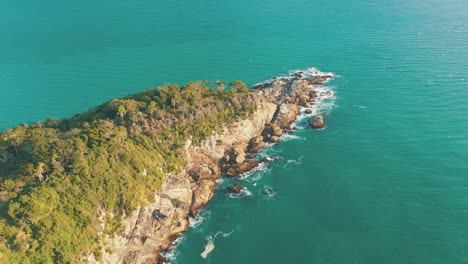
left=0, top=68, right=334, bottom=263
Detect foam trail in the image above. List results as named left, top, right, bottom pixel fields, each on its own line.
left=201, top=231, right=234, bottom=259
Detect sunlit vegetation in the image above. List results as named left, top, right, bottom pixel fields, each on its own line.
left=0, top=80, right=255, bottom=262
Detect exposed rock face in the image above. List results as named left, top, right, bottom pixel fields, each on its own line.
left=274, top=104, right=301, bottom=129
left=227, top=146, right=246, bottom=164
left=309, top=115, right=325, bottom=129
left=247, top=136, right=266, bottom=153
left=93, top=68, right=334, bottom=264
left=269, top=136, right=280, bottom=143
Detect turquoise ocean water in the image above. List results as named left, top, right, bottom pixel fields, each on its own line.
left=1, top=0, right=468, bottom=263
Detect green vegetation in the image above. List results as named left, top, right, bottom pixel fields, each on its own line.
left=0, top=80, right=255, bottom=263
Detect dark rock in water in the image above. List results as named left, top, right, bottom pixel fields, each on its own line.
left=226, top=160, right=259, bottom=177
left=305, top=109, right=313, bottom=114
left=152, top=209, right=167, bottom=221
left=227, top=185, right=244, bottom=194
left=269, top=136, right=280, bottom=143
left=309, top=115, right=325, bottom=129
left=309, top=75, right=333, bottom=84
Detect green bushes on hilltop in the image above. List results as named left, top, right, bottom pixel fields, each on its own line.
left=0, top=80, right=255, bottom=263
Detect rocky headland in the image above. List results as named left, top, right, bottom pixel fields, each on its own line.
left=93, top=68, right=334, bottom=263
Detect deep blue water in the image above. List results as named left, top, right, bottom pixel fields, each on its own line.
left=1, top=0, right=468, bottom=263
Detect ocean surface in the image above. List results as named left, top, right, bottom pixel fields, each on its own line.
left=1, top=0, right=468, bottom=263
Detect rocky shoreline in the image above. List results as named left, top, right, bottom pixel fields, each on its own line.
left=91, top=68, right=334, bottom=264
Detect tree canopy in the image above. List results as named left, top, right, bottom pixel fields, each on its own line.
left=0, top=81, right=256, bottom=263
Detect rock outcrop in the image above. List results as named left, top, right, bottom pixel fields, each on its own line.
left=227, top=185, right=244, bottom=194
left=92, top=68, right=334, bottom=264
left=309, top=115, right=325, bottom=129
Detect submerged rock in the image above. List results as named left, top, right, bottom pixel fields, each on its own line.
left=309, top=115, right=325, bottom=129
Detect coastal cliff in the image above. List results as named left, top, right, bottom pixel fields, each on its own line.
left=0, top=68, right=333, bottom=263
left=94, top=68, right=334, bottom=263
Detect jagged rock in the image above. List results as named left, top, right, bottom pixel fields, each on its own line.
left=296, top=92, right=310, bottom=106
left=228, top=146, right=246, bottom=164
left=309, top=115, right=325, bottom=129
left=309, top=75, right=333, bottom=84
left=226, top=161, right=259, bottom=177
left=248, top=141, right=266, bottom=153
left=188, top=165, right=215, bottom=181
left=305, top=109, right=313, bottom=114
left=248, top=136, right=266, bottom=153
left=190, top=179, right=217, bottom=217
left=274, top=104, right=300, bottom=129
left=227, top=185, right=244, bottom=194
left=291, top=80, right=309, bottom=90
left=261, top=123, right=283, bottom=141
left=249, top=135, right=263, bottom=145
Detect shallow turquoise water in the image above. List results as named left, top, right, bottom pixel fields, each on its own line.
left=1, top=0, right=468, bottom=263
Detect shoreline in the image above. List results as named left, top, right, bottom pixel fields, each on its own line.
left=94, top=68, right=335, bottom=263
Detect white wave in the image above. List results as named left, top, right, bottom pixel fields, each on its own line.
left=227, top=187, right=252, bottom=199
left=285, top=155, right=304, bottom=167
left=160, top=235, right=185, bottom=263
left=216, top=178, right=224, bottom=184
left=280, top=133, right=304, bottom=141
left=239, top=162, right=267, bottom=180
left=201, top=231, right=234, bottom=259
left=189, top=214, right=204, bottom=228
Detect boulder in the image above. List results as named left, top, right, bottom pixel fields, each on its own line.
left=248, top=136, right=266, bottom=153
left=309, top=115, right=325, bottom=129
left=229, top=146, right=246, bottom=164
left=262, top=123, right=283, bottom=141
left=305, top=109, right=313, bottom=114
left=188, top=165, right=216, bottom=181
left=227, top=185, right=244, bottom=194
left=296, top=91, right=310, bottom=106
left=248, top=141, right=266, bottom=153
left=226, top=161, right=259, bottom=177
